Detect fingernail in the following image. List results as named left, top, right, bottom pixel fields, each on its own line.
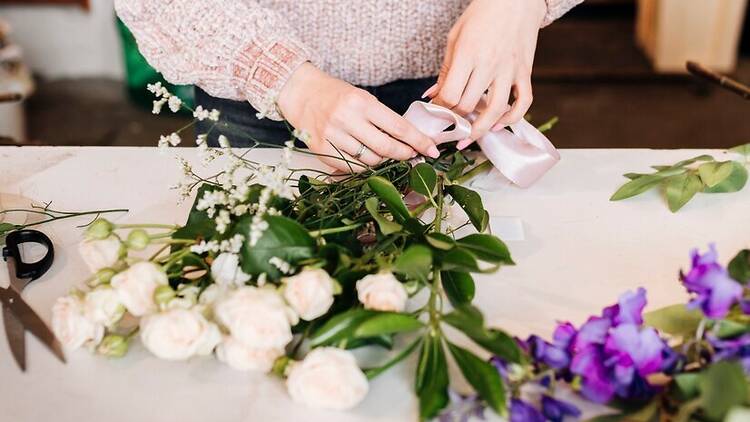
left=411, top=151, right=418, bottom=158
left=491, top=122, right=508, bottom=132
left=421, top=83, right=439, bottom=99
left=427, top=145, right=440, bottom=158
left=456, top=138, right=472, bottom=150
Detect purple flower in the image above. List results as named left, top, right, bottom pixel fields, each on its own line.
left=603, top=287, right=647, bottom=325
left=528, top=335, right=570, bottom=370
left=510, top=399, right=545, bottom=422
left=708, top=333, right=750, bottom=373
left=541, top=396, right=581, bottom=422
left=682, top=244, right=743, bottom=319
left=438, top=391, right=485, bottom=422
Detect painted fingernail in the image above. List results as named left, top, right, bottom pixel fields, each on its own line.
left=456, top=138, right=472, bottom=150
left=427, top=145, right=440, bottom=158
left=421, top=83, right=439, bottom=99
left=491, top=122, right=508, bottom=132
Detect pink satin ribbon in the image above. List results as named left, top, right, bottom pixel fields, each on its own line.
left=403, top=101, right=560, bottom=188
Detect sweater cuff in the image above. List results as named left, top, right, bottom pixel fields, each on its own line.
left=235, top=36, right=313, bottom=121
left=541, top=0, right=584, bottom=27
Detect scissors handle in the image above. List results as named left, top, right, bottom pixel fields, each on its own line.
left=2, top=230, right=54, bottom=281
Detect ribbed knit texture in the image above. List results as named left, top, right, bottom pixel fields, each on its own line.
left=115, top=0, right=582, bottom=120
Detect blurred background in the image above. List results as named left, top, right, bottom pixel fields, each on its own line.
left=0, top=0, right=748, bottom=149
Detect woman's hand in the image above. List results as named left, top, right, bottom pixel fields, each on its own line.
left=429, top=0, right=547, bottom=147
left=278, top=63, right=439, bottom=172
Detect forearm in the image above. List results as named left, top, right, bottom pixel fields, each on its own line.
left=114, top=0, right=314, bottom=120
left=542, top=0, right=584, bottom=27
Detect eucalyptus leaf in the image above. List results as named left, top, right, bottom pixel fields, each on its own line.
left=447, top=342, right=507, bottom=416
left=729, top=142, right=750, bottom=156
left=238, top=215, right=316, bottom=279
left=426, top=233, right=455, bottom=250
left=699, top=361, right=748, bottom=421
left=443, top=305, right=522, bottom=363
left=697, top=161, right=734, bottom=188
left=456, top=234, right=514, bottom=265
left=365, top=338, right=422, bottom=380
left=644, top=304, right=703, bottom=338
left=409, top=163, right=438, bottom=196
left=353, top=312, right=424, bottom=338
left=367, top=176, right=411, bottom=223
left=703, top=162, right=748, bottom=193
left=611, top=172, right=680, bottom=201
left=665, top=172, right=704, bottom=212
left=671, top=155, right=715, bottom=169
left=310, top=309, right=376, bottom=347
left=441, top=271, right=475, bottom=306
left=728, top=249, right=750, bottom=283
left=416, top=335, right=450, bottom=420
left=365, top=197, right=403, bottom=235
left=394, top=244, right=432, bottom=283
left=446, top=185, right=489, bottom=232
left=624, top=173, right=647, bottom=180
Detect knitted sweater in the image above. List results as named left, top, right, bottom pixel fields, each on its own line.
left=115, top=0, right=583, bottom=120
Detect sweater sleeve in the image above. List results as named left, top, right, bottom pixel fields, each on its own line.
left=542, top=0, right=584, bottom=27
left=114, top=0, right=314, bottom=120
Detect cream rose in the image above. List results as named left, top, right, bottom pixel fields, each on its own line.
left=140, top=308, right=221, bottom=360
left=283, top=269, right=335, bottom=321
left=214, top=286, right=297, bottom=350
left=111, top=261, right=168, bottom=316
left=83, top=286, right=125, bottom=327
left=52, top=295, right=104, bottom=350
left=211, top=253, right=251, bottom=287
left=286, top=347, right=369, bottom=410
left=216, top=336, right=283, bottom=372
left=356, top=272, right=408, bottom=312
left=78, top=236, right=122, bottom=272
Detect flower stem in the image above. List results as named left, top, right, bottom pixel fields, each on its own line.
left=116, top=224, right=179, bottom=230
left=309, top=223, right=362, bottom=237
left=456, top=160, right=493, bottom=184
left=428, top=181, right=445, bottom=330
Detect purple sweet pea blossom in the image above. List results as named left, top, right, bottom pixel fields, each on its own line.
left=708, top=333, right=750, bottom=373
left=682, top=244, right=743, bottom=319
left=438, top=391, right=486, bottom=422
left=541, top=396, right=581, bottom=422
left=510, top=399, right=545, bottom=422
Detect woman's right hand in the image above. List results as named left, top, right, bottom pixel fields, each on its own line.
left=277, top=63, right=439, bottom=172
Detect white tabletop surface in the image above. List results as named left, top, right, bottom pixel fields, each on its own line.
left=1, top=146, right=748, bottom=422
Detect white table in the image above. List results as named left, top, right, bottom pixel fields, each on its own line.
left=1, top=146, right=748, bottom=422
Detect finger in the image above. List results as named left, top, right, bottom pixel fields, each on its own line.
left=367, top=106, right=439, bottom=159
left=493, top=76, right=533, bottom=129
left=433, top=56, right=472, bottom=110
left=467, top=77, right=512, bottom=142
left=453, top=68, right=492, bottom=116
left=436, top=24, right=460, bottom=91
left=329, top=129, right=384, bottom=167
left=314, top=139, right=370, bottom=173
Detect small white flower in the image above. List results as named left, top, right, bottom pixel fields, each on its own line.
left=52, top=295, right=104, bottom=350
left=215, top=209, right=231, bottom=234
left=216, top=336, right=283, bottom=372
left=190, top=240, right=220, bottom=255
left=196, top=134, right=207, bottom=146
left=78, top=236, right=122, bottom=273
left=168, top=133, right=181, bottom=146
left=269, top=257, right=293, bottom=275
left=168, top=96, right=182, bottom=113
left=111, top=261, right=168, bottom=317
left=209, top=109, right=221, bottom=121
left=140, top=308, right=221, bottom=360
left=356, top=272, right=408, bottom=312
left=283, top=269, right=335, bottom=321
left=83, top=286, right=125, bottom=327
left=147, top=82, right=170, bottom=98
left=152, top=98, right=167, bottom=114
left=214, top=287, right=297, bottom=350
left=193, top=105, right=210, bottom=121
left=210, top=253, right=251, bottom=287
left=218, top=135, right=230, bottom=148
left=287, top=347, right=369, bottom=410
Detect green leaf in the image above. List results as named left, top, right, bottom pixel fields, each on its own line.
left=426, top=233, right=455, bottom=250
left=416, top=335, right=450, bottom=420
left=703, top=162, right=748, bottom=193
left=409, top=163, right=438, bottom=196
left=447, top=342, right=507, bottom=416
left=446, top=152, right=470, bottom=181
left=354, top=312, right=424, bottom=338
left=674, top=373, right=701, bottom=401
left=365, top=338, right=422, bottom=379
left=715, top=320, right=750, bottom=338
left=238, top=215, right=315, bottom=279
left=446, top=185, right=489, bottom=232
left=699, top=361, right=748, bottom=421
left=665, top=172, right=704, bottom=212
left=394, top=244, right=432, bottom=283
left=439, top=247, right=481, bottom=273
left=729, top=250, right=750, bottom=283
left=611, top=173, right=677, bottom=201
left=729, top=142, right=750, bottom=156
left=173, top=184, right=219, bottom=241
left=0, top=222, right=14, bottom=234
left=441, top=271, right=475, bottom=306
left=443, top=305, right=522, bottom=363
left=365, top=197, right=403, bottom=235
left=671, top=154, right=715, bottom=169
left=624, top=173, right=647, bottom=180
left=367, top=176, right=411, bottom=223
left=456, top=234, right=514, bottom=265
left=698, top=161, right=735, bottom=188
left=310, top=309, right=376, bottom=347
left=644, top=304, right=703, bottom=338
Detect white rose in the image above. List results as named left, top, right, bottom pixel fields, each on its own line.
left=283, top=269, right=335, bottom=321
left=52, top=295, right=104, bottom=350
left=111, top=261, right=168, bottom=316
left=83, top=287, right=125, bottom=326
left=211, top=253, right=251, bottom=287
left=140, top=308, right=221, bottom=360
left=216, top=336, right=283, bottom=372
left=356, top=272, right=408, bottom=312
left=287, top=347, right=369, bottom=410
left=78, top=236, right=122, bottom=272
left=214, top=286, right=297, bottom=350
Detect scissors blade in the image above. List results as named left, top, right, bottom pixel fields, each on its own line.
left=0, top=287, right=66, bottom=365
left=3, top=304, right=26, bottom=371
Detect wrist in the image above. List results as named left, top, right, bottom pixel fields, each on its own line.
left=277, top=62, right=320, bottom=119
left=533, top=0, right=549, bottom=26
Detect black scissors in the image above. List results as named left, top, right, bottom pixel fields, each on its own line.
left=1, top=229, right=65, bottom=371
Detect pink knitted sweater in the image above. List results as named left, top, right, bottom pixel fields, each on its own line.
left=115, top=0, right=582, bottom=120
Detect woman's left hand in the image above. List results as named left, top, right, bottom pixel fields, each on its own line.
left=428, top=0, right=547, bottom=148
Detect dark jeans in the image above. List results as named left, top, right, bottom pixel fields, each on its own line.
left=195, top=76, right=437, bottom=148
